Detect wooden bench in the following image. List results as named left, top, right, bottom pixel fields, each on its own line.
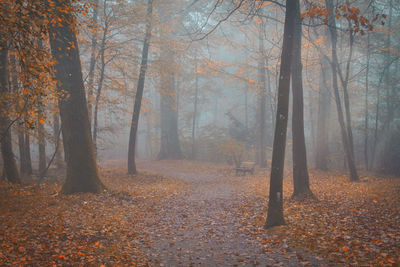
left=235, top=161, right=256, bottom=176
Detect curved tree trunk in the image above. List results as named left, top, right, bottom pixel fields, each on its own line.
left=291, top=2, right=313, bottom=199
left=0, top=41, right=22, bottom=184
left=127, top=0, right=153, bottom=174
left=265, top=0, right=296, bottom=229
left=48, top=0, right=105, bottom=194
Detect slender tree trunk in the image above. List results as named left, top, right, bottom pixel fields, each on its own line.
left=18, top=126, right=26, bottom=174
left=48, top=0, right=105, bottom=194
left=92, top=20, right=108, bottom=155
left=325, top=0, right=359, bottom=181
left=337, top=27, right=355, bottom=159
left=257, top=17, right=267, bottom=168
left=38, top=115, right=46, bottom=176
left=315, top=58, right=330, bottom=170
left=127, top=0, right=153, bottom=174
left=0, top=41, right=22, bottom=184
left=265, top=0, right=296, bottom=229
left=364, top=31, right=370, bottom=170
left=53, top=111, right=63, bottom=169
left=24, top=127, right=32, bottom=175
left=191, top=56, right=199, bottom=160
left=291, top=2, right=313, bottom=199
left=87, top=0, right=100, bottom=127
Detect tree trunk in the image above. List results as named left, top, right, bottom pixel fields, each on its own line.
left=38, top=116, right=46, bottom=176
left=0, top=41, right=22, bottom=184
left=315, top=57, right=330, bottom=170
left=364, top=31, right=370, bottom=170
left=18, top=126, right=27, bottom=174
left=127, top=0, right=153, bottom=174
left=53, top=111, right=63, bottom=169
left=48, top=0, right=105, bottom=194
left=256, top=17, right=267, bottom=168
left=157, top=10, right=182, bottom=160
left=325, top=0, right=359, bottom=181
left=87, top=0, right=100, bottom=127
left=158, top=70, right=183, bottom=160
left=265, top=0, right=296, bottom=229
left=291, top=2, right=313, bottom=199
left=92, top=16, right=108, bottom=156
left=191, top=55, right=199, bottom=160
left=24, top=126, right=32, bottom=175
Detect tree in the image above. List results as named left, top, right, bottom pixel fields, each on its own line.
left=87, top=0, right=100, bottom=127
left=127, top=0, right=153, bottom=174
left=291, top=0, right=313, bottom=199
left=315, top=55, right=330, bottom=171
left=0, top=41, right=22, bottom=184
left=157, top=2, right=183, bottom=160
left=256, top=16, right=267, bottom=168
left=325, top=0, right=359, bottom=182
left=48, top=0, right=105, bottom=194
left=265, top=0, right=296, bottom=229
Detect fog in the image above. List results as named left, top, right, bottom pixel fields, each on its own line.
left=0, top=0, right=399, bottom=265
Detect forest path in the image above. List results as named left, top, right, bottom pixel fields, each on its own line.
left=136, top=160, right=323, bottom=266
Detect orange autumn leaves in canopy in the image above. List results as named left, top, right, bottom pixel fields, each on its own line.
left=0, top=0, right=90, bottom=128
left=301, top=2, right=386, bottom=36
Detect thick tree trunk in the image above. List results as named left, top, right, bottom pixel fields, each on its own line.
left=0, top=42, right=22, bottom=184
left=325, top=0, right=359, bottom=181
left=256, top=17, right=267, bottom=168
left=48, top=0, right=105, bottom=194
left=315, top=57, right=330, bottom=170
left=157, top=16, right=182, bottom=160
left=291, top=3, right=313, bottom=199
left=87, top=0, right=100, bottom=127
left=127, top=0, right=153, bottom=174
left=265, top=0, right=296, bottom=229
left=158, top=72, right=183, bottom=160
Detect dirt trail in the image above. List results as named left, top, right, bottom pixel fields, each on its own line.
left=136, top=160, right=325, bottom=266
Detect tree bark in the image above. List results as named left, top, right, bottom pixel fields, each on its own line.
left=127, top=0, right=153, bottom=174
left=325, top=0, right=359, bottom=181
left=0, top=41, right=22, bottom=184
left=265, top=0, right=296, bottom=229
left=48, top=0, right=105, bottom=193
left=291, top=2, right=313, bottom=199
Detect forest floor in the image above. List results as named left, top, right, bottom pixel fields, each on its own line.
left=0, top=160, right=399, bottom=266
